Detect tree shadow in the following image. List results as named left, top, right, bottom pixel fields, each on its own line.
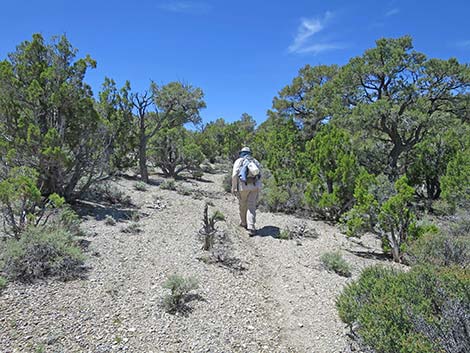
left=147, top=178, right=164, bottom=186
left=347, top=249, right=392, bottom=261
left=255, top=226, right=280, bottom=238
left=192, top=177, right=213, bottom=184
left=168, top=294, right=206, bottom=317
left=74, top=201, right=136, bottom=222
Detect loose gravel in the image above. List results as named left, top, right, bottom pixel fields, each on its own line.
left=0, top=172, right=392, bottom=353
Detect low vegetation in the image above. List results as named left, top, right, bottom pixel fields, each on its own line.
left=162, top=274, right=199, bottom=314
left=160, top=180, right=176, bottom=191
left=337, top=265, right=470, bottom=353
left=0, top=276, right=7, bottom=291
left=320, top=251, right=351, bottom=277
left=134, top=181, right=148, bottom=192
left=104, top=215, right=117, bottom=226
left=121, top=222, right=142, bottom=234
left=199, top=203, right=225, bottom=251
left=0, top=226, right=85, bottom=282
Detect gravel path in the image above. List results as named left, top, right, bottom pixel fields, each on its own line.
left=0, top=171, right=387, bottom=352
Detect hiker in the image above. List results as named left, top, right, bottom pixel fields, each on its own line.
left=231, top=147, right=262, bottom=236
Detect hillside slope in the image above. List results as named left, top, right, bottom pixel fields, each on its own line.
left=0, top=171, right=388, bottom=353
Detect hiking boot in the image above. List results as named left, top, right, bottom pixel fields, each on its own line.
left=248, top=228, right=256, bottom=236
left=239, top=223, right=247, bottom=229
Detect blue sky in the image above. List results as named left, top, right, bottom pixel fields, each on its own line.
left=1, top=0, right=470, bottom=125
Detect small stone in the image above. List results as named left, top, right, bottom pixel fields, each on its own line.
left=246, top=325, right=255, bottom=331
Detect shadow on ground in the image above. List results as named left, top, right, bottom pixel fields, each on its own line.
left=255, top=225, right=280, bottom=238
left=347, top=250, right=391, bottom=261
left=74, top=201, right=136, bottom=222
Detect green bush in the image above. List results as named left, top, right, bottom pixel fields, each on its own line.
left=0, top=226, right=85, bottom=281
left=176, top=185, right=192, bottom=196
left=160, top=179, right=176, bottom=191
left=336, top=265, right=470, bottom=353
left=320, top=251, right=351, bottom=277
left=51, top=205, right=84, bottom=237
left=305, top=125, right=359, bottom=221
left=104, top=215, right=116, bottom=226
left=378, top=176, right=417, bottom=263
left=0, top=276, right=7, bottom=291
left=449, top=212, right=470, bottom=237
left=162, top=274, right=198, bottom=314
left=259, top=173, right=306, bottom=214
left=441, top=149, right=470, bottom=211
left=341, top=170, right=380, bottom=237
left=0, top=167, right=65, bottom=238
left=222, top=170, right=233, bottom=193
left=134, top=181, right=148, bottom=191
left=278, top=229, right=291, bottom=240
left=406, top=231, right=470, bottom=269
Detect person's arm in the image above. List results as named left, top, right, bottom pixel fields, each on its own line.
left=231, top=159, right=241, bottom=194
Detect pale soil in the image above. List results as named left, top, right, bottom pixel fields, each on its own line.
left=0, top=171, right=391, bottom=353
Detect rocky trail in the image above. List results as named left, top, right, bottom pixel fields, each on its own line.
left=0, top=170, right=387, bottom=353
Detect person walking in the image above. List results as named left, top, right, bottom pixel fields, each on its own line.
left=231, top=147, right=262, bottom=236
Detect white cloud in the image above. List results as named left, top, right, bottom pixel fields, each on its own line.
left=295, top=43, right=344, bottom=55
left=457, top=40, right=470, bottom=48
left=288, top=12, right=342, bottom=55
left=158, top=1, right=212, bottom=14
left=385, top=8, right=400, bottom=17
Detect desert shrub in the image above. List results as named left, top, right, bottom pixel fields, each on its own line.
left=406, top=232, right=470, bottom=268
left=160, top=180, right=176, bottom=191
left=121, top=223, right=142, bottom=234
left=134, top=181, right=148, bottom=191
left=430, top=199, right=455, bottom=216
left=449, top=212, right=470, bottom=237
left=320, top=251, right=351, bottom=277
left=341, top=170, right=381, bottom=237
left=410, top=295, right=470, bottom=353
left=176, top=185, right=192, bottom=196
left=162, top=274, right=198, bottom=314
left=190, top=169, right=204, bottom=180
left=0, top=226, right=85, bottom=281
left=104, top=215, right=116, bottom=226
left=222, top=170, right=232, bottom=193
left=85, top=182, right=132, bottom=207
left=0, top=167, right=65, bottom=238
left=259, top=173, right=307, bottom=214
left=279, top=223, right=319, bottom=240
left=441, top=149, right=470, bottom=211
left=0, top=276, right=6, bottom=291
left=278, top=229, right=291, bottom=240
left=377, top=176, right=417, bottom=263
left=51, top=205, right=84, bottom=237
left=336, top=265, right=470, bottom=353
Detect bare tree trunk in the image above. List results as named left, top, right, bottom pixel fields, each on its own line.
left=139, top=134, right=148, bottom=183
left=389, top=144, right=403, bottom=181
left=388, top=230, right=401, bottom=263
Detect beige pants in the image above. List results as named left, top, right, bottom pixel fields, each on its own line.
left=238, top=189, right=259, bottom=230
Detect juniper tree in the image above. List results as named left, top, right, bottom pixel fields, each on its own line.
left=0, top=34, right=105, bottom=200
